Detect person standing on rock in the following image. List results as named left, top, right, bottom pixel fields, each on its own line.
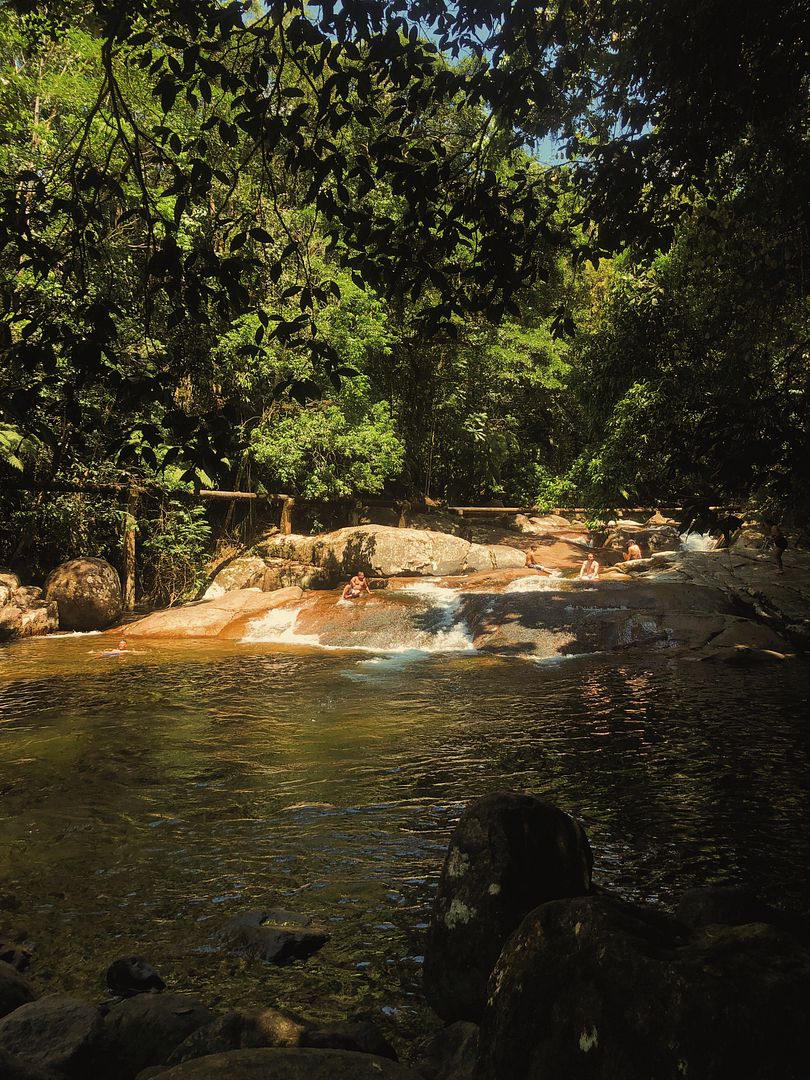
left=342, top=571, right=371, bottom=599
left=769, top=525, right=788, bottom=574
left=623, top=539, right=642, bottom=561
left=579, top=552, right=600, bottom=580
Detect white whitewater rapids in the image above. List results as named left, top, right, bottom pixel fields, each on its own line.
left=241, top=580, right=475, bottom=654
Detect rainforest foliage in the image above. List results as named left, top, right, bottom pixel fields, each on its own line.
left=0, top=1, right=807, bottom=594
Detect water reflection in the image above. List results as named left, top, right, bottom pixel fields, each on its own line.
left=0, top=637, right=809, bottom=1032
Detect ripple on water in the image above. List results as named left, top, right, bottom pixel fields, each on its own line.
left=0, top=638, right=809, bottom=1042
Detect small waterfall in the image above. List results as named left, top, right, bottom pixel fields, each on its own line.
left=240, top=606, right=323, bottom=647
left=679, top=532, right=718, bottom=552
left=239, top=583, right=474, bottom=654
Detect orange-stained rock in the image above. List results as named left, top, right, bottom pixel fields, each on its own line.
left=121, top=587, right=303, bottom=639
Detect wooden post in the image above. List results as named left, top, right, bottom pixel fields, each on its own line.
left=280, top=496, right=295, bottom=535
left=122, top=487, right=137, bottom=611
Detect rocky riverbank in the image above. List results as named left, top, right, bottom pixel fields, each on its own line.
left=111, top=521, right=808, bottom=663
left=2, top=793, right=808, bottom=1079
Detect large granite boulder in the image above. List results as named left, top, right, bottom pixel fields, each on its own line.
left=155, top=1047, right=422, bottom=1079
left=203, top=558, right=326, bottom=598
left=0, top=960, right=35, bottom=1019
left=0, top=575, right=58, bottom=642
left=264, top=526, right=523, bottom=578
left=477, top=894, right=810, bottom=1080
left=103, top=993, right=216, bottom=1079
left=423, top=793, right=592, bottom=1022
left=44, top=558, right=122, bottom=631
left=0, top=995, right=107, bottom=1077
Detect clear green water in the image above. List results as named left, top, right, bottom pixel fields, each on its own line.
left=1, top=636, right=809, bottom=1051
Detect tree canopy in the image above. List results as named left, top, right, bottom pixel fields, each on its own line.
left=0, top=0, right=808, bottom=589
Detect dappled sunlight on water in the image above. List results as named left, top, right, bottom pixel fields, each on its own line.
left=1, top=635, right=809, bottom=1041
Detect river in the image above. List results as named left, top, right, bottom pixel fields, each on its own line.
left=1, top=634, right=809, bottom=1049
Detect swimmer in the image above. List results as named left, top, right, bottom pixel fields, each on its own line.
left=99, top=637, right=129, bottom=658
left=623, top=539, right=642, bottom=561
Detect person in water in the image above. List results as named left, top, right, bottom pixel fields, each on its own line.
left=579, top=552, right=600, bottom=580
left=342, top=571, right=371, bottom=599
left=769, top=525, right=788, bottom=573
left=100, top=637, right=129, bottom=658
left=623, top=539, right=642, bottom=561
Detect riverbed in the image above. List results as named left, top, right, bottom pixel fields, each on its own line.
left=1, top=635, right=809, bottom=1049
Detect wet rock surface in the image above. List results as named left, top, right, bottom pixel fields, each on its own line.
left=0, top=568, right=58, bottom=642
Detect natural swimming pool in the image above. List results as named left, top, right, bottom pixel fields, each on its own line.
left=1, top=636, right=809, bottom=1047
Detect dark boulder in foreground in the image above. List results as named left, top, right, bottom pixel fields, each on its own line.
left=477, top=893, right=810, bottom=1080
left=0, top=1047, right=60, bottom=1080
left=0, top=994, right=107, bottom=1077
left=0, top=960, right=35, bottom=1019
left=103, top=992, right=216, bottom=1079
left=155, top=1047, right=421, bottom=1079
left=423, top=792, right=592, bottom=1022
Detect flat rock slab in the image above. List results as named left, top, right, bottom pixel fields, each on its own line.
left=157, top=1047, right=422, bottom=1079
left=121, top=588, right=303, bottom=639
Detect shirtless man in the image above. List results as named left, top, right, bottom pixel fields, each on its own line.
left=342, top=571, right=371, bottom=599
left=579, top=552, right=600, bottom=580
left=623, top=539, right=642, bottom=561
left=525, top=547, right=542, bottom=569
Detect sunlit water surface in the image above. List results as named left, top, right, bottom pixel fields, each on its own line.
left=1, top=636, right=809, bottom=1050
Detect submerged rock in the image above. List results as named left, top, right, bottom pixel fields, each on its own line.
left=218, top=910, right=330, bottom=965
left=423, top=793, right=592, bottom=1023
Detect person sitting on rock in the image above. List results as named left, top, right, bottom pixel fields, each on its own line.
left=623, top=539, right=642, bottom=561
left=579, top=552, right=600, bottom=580
left=525, top=547, right=542, bottom=569
left=342, top=571, right=371, bottom=599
